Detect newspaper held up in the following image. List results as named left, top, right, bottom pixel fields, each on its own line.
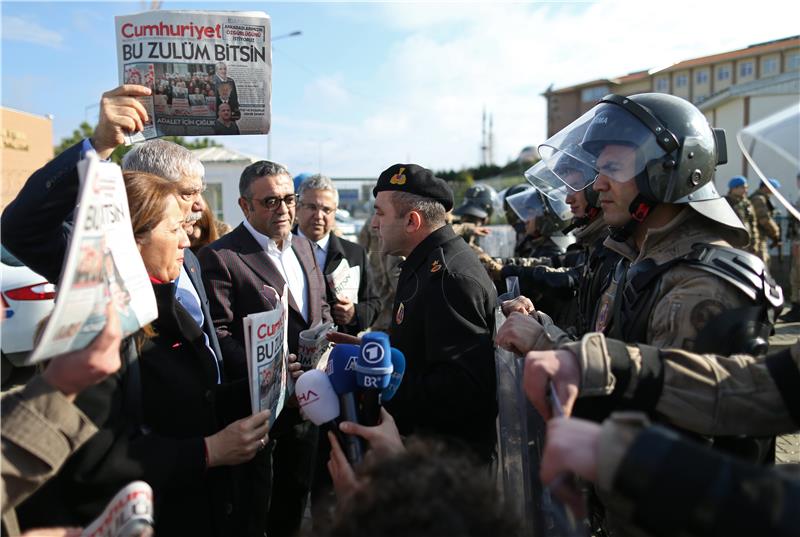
left=27, top=153, right=157, bottom=364
left=81, top=481, right=154, bottom=537
left=244, top=285, right=288, bottom=427
left=298, top=321, right=335, bottom=371
left=325, top=259, right=360, bottom=304
left=115, top=10, right=271, bottom=141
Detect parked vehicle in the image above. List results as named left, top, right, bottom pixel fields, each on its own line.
left=1, top=245, right=56, bottom=367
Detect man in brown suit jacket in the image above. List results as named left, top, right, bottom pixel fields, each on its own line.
left=198, top=160, right=331, bottom=537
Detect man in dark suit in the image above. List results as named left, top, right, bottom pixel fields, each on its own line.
left=295, top=174, right=380, bottom=335
left=198, top=161, right=331, bottom=537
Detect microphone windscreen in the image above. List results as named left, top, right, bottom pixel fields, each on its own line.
left=326, top=344, right=359, bottom=395
left=356, top=332, right=393, bottom=390
left=381, top=348, right=406, bottom=402
left=296, top=370, right=340, bottom=425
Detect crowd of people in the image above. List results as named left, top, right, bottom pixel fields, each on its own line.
left=1, top=83, right=798, bottom=537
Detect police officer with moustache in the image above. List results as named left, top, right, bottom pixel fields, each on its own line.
left=371, top=164, right=498, bottom=462
left=724, top=176, right=760, bottom=256
left=497, top=93, right=782, bottom=439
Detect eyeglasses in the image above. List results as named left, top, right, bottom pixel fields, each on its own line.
left=299, top=202, right=336, bottom=216
left=250, top=194, right=297, bottom=210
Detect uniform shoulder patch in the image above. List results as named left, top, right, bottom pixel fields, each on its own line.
left=690, top=299, right=725, bottom=332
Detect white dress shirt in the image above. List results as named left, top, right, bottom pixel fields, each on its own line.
left=297, top=229, right=330, bottom=273
left=243, top=220, right=309, bottom=322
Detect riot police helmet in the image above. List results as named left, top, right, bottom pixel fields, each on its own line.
left=453, top=183, right=498, bottom=220
left=505, top=187, right=572, bottom=236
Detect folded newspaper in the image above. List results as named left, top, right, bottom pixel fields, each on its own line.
left=298, top=321, right=335, bottom=371
left=325, top=259, right=360, bottom=303
left=115, top=10, right=271, bottom=141
left=244, top=285, right=288, bottom=427
left=27, top=153, right=157, bottom=364
left=81, top=481, right=154, bottom=537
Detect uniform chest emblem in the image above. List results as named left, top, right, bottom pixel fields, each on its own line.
left=396, top=302, right=405, bottom=325
left=430, top=260, right=442, bottom=273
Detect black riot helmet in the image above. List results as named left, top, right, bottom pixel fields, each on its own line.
left=505, top=187, right=572, bottom=236
left=538, top=93, right=746, bottom=245
left=453, top=184, right=498, bottom=220
left=502, top=183, right=532, bottom=226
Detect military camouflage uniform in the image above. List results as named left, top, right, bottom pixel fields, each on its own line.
left=749, top=190, right=781, bottom=263
left=787, top=198, right=800, bottom=306
left=358, top=217, right=403, bottom=332
left=725, top=193, right=760, bottom=256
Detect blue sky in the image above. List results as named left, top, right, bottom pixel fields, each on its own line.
left=2, top=0, right=798, bottom=176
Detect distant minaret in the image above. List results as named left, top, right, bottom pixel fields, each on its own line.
left=488, top=113, right=495, bottom=166
left=480, top=108, right=488, bottom=166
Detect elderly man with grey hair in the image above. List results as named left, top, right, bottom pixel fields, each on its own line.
left=122, top=139, right=207, bottom=229
left=295, top=174, right=380, bottom=335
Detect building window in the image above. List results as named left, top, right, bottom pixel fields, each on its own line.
left=716, top=66, right=731, bottom=81
left=675, top=74, right=688, bottom=88
left=655, top=77, right=669, bottom=92
left=205, top=183, right=224, bottom=221
left=761, top=57, right=778, bottom=76
left=581, top=86, right=608, bottom=103
left=695, top=70, right=709, bottom=84
left=788, top=54, right=800, bottom=71
left=739, top=61, right=754, bottom=78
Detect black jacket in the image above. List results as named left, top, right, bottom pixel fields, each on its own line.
left=385, top=226, right=497, bottom=460
left=321, top=233, right=381, bottom=335
left=17, top=285, right=249, bottom=535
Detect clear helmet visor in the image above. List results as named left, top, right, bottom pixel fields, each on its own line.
left=524, top=157, right=595, bottom=197
left=505, top=189, right=572, bottom=224
left=538, top=100, right=669, bottom=188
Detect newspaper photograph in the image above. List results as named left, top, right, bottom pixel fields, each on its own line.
left=298, top=321, right=335, bottom=370
left=325, top=259, right=360, bottom=303
left=27, top=153, right=157, bottom=364
left=81, top=481, right=154, bottom=537
left=115, top=9, right=271, bottom=140
left=244, top=285, right=288, bottom=427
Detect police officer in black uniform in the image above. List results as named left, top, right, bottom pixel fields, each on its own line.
left=371, top=164, right=498, bottom=462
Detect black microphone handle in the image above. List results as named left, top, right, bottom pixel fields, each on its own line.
left=359, top=389, right=381, bottom=427
left=339, top=393, right=363, bottom=464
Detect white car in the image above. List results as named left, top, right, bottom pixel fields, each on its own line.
left=1, top=245, right=56, bottom=367
left=335, top=209, right=365, bottom=243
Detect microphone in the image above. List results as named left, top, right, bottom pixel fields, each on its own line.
left=296, top=369, right=345, bottom=449
left=356, top=332, right=394, bottom=426
left=380, top=348, right=406, bottom=402
left=326, top=344, right=363, bottom=464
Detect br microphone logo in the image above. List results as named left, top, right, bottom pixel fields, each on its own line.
left=361, top=342, right=385, bottom=365
left=297, top=389, right=319, bottom=407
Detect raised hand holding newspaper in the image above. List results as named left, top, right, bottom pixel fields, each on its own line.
left=28, top=153, right=157, bottom=364
left=81, top=481, right=154, bottom=537
left=115, top=10, right=272, bottom=142
left=244, top=285, right=289, bottom=427
left=325, top=258, right=360, bottom=304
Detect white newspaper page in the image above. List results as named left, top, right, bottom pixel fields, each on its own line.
left=28, top=153, right=157, bottom=364
left=298, top=321, right=334, bottom=369
left=81, top=481, right=154, bottom=537
left=325, top=259, right=360, bottom=303
left=115, top=10, right=271, bottom=141
left=246, top=285, right=288, bottom=426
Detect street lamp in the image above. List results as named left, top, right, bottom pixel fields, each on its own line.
left=268, top=30, right=302, bottom=160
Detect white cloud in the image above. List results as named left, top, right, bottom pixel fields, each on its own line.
left=2, top=15, right=64, bottom=48
left=303, top=74, right=351, bottom=107
left=223, top=1, right=800, bottom=177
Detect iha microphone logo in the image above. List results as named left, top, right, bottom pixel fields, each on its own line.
left=297, top=389, right=319, bottom=406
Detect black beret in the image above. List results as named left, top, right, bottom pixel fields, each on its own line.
left=373, top=164, right=454, bottom=211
